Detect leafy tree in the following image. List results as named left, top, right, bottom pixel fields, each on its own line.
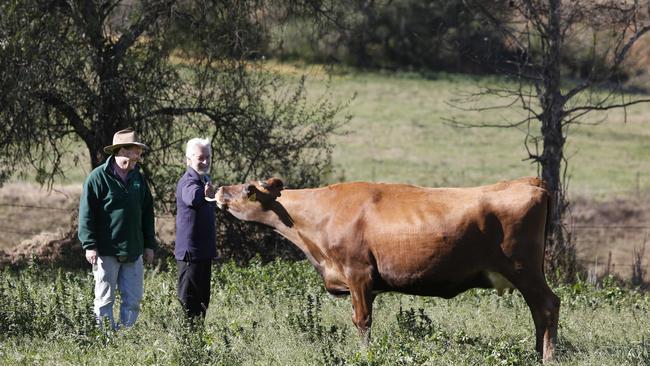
left=0, top=0, right=347, bottom=207
left=0, top=0, right=349, bottom=262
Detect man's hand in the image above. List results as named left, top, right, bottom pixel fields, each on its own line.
left=144, top=248, right=154, bottom=265
left=86, top=249, right=97, bottom=265
left=205, top=182, right=216, bottom=199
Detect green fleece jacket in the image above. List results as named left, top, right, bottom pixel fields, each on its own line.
left=78, top=156, right=156, bottom=261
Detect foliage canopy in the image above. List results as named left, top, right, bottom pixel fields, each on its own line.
left=0, top=0, right=348, bottom=212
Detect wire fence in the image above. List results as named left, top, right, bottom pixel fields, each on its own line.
left=573, top=225, right=650, bottom=230
left=1, top=202, right=648, bottom=272
left=577, top=259, right=648, bottom=270
left=0, top=203, right=175, bottom=218
left=0, top=203, right=71, bottom=211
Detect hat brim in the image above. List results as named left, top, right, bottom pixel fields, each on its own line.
left=103, top=142, right=149, bottom=154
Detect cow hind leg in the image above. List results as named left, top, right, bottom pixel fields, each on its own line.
left=506, top=273, right=560, bottom=363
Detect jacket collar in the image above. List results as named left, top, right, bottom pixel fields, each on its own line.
left=186, top=166, right=208, bottom=183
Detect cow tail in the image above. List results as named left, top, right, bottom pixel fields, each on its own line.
left=530, top=177, right=554, bottom=269
left=539, top=179, right=555, bottom=275
left=531, top=177, right=553, bottom=245
left=544, top=183, right=554, bottom=249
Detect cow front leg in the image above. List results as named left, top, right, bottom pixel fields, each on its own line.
left=350, top=285, right=375, bottom=346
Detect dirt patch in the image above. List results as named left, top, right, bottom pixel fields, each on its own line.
left=0, top=182, right=81, bottom=251
left=0, top=182, right=175, bottom=269
left=570, top=193, right=650, bottom=282
left=0, top=228, right=85, bottom=269
left=572, top=195, right=648, bottom=225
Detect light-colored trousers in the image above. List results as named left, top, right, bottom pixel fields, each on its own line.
left=93, top=255, right=144, bottom=329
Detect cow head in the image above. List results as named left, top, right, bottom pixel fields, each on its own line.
left=215, top=177, right=286, bottom=223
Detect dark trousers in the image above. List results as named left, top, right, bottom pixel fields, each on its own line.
left=177, top=259, right=212, bottom=319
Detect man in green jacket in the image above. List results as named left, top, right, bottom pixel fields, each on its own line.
left=78, top=128, right=156, bottom=329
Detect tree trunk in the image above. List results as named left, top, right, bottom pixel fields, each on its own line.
left=539, top=0, right=576, bottom=281
left=86, top=52, right=130, bottom=169
left=540, top=109, right=571, bottom=280
left=87, top=135, right=110, bottom=169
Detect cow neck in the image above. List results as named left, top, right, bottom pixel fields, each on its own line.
left=271, top=189, right=329, bottom=269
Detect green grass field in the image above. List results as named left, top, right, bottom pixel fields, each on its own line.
left=11, top=65, right=650, bottom=196
left=292, top=68, right=650, bottom=197
left=1, top=260, right=648, bottom=365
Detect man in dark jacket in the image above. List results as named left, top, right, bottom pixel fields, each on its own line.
left=175, top=138, right=217, bottom=320
left=78, top=127, right=156, bottom=329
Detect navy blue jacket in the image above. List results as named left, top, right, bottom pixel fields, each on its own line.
left=175, top=167, right=217, bottom=261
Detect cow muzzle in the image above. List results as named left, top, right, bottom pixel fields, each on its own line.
left=206, top=187, right=226, bottom=209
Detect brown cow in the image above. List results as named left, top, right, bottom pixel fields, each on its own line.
left=211, top=177, right=560, bottom=362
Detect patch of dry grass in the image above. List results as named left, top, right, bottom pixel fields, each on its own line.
left=0, top=183, right=176, bottom=253
left=572, top=191, right=650, bottom=282
left=0, top=183, right=81, bottom=251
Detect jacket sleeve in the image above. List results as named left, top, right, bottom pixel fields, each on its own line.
left=180, top=179, right=207, bottom=208
left=78, top=176, right=99, bottom=250
left=142, top=178, right=157, bottom=250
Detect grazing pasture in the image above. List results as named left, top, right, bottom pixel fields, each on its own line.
left=295, top=68, right=650, bottom=197
left=5, top=67, right=650, bottom=193
left=1, top=68, right=649, bottom=364
left=1, top=260, right=648, bottom=365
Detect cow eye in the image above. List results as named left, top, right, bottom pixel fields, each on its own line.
left=244, top=184, right=256, bottom=197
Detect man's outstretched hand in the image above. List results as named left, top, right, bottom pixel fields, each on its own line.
left=86, top=249, right=97, bottom=264
left=144, top=248, right=154, bottom=264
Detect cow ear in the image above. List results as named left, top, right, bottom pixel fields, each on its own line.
left=260, top=178, right=284, bottom=197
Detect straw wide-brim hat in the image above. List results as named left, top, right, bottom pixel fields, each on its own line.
left=103, top=127, right=150, bottom=154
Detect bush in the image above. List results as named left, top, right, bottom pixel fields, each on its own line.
left=271, top=0, right=512, bottom=74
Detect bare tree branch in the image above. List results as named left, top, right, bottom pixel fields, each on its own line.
left=32, top=90, right=91, bottom=141
left=112, top=1, right=176, bottom=61
left=564, top=97, right=650, bottom=115
left=443, top=115, right=536, bottom=129
left=450, top=0, right=650, bottom=281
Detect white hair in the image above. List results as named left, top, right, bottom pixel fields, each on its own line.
left=185, top=138, right=211, bottom=158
